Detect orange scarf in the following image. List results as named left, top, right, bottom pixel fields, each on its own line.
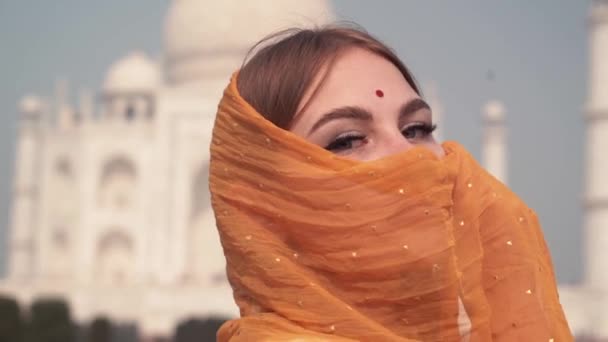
left=209, top=73, right=573, bottom=341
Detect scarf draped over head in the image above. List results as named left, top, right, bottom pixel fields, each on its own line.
left=209, top=73, right=573, bottom=341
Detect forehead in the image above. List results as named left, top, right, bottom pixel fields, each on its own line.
left=296, top=48, right=419, bottom=122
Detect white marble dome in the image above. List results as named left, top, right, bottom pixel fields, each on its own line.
left=103, top=51, right=160, bottom=94
left=163, top=0, right=334, bottom=86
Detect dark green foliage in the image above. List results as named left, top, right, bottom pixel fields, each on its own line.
left=0, top=295, right=23, bottom=342
left=113, top=322, right=138, bottom=342
left=174, top=317, right=228, bottom=342
left=72, top=322, right=87, bottom=342
left=25, top=298, right=73, bottom=342
left=88, top=317, right=111, bottom=342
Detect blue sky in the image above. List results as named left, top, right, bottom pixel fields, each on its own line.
left=0, top=1, right=590, bottom=283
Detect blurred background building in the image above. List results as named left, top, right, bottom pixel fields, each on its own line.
left=0, top=0, right=605, bottom=340
left=0, top=0, right=333, bottom=339
left=558, top=0, right=608, bottom=338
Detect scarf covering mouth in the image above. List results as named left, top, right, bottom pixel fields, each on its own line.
left=209, top=72, right=572, bottom=341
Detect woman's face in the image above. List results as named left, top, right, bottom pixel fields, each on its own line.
left=290, top=48, right=444, bottom=161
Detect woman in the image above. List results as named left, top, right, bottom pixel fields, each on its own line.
left=209, top=26, right=572, bottom=341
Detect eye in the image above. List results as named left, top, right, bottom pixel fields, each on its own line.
left=401, top=122, right=437, bottom=140
left=324, top=133, right=367, bottom=153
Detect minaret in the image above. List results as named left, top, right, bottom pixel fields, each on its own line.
left=584, top=0, right=608, bottom=336
left=481, top=100, right=507, bottom=184
left=55, top=79, right=74, bottom=129
left=425, top=81, right=444, bottom=142
left=78, top=88, right=94, bottom=123
left=8, top=95, right=44, bottom=281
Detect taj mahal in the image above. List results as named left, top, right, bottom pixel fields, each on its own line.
left=1, top=0, right=607, bottom=339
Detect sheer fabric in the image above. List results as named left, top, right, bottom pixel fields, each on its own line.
left=209, top=73, right=572, bottom=341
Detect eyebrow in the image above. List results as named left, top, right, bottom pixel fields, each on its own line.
left=307, top=98, right=431, bottom=136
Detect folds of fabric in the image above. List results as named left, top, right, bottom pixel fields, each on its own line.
left=209, top=73, right=573, bottom=341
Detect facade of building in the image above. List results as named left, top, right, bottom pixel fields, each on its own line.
left=0, top=0, right=333, bottom=337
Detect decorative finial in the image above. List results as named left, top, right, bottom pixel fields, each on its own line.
left=482, top=100, right=505, bottom=123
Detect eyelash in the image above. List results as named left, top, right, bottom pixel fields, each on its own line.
left=402, top=122, right=437, bottom=140
left=324, top=122, right=437, bottom=152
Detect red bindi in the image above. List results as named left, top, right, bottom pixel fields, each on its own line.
left=375, top=89, right=384, bottom=98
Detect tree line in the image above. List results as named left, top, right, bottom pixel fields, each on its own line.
left=0, top=294, right=227, bottom=342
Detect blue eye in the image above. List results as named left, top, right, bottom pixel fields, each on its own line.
left=325, top=134, right=366, bottom=152
left=401, top=123, right=437, bottom=140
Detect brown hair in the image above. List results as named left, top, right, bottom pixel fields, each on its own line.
left=237, top=25, right=421, bottom=129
